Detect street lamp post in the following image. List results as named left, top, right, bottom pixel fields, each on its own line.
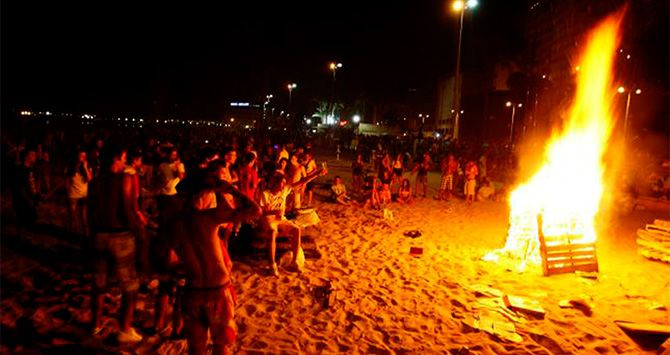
left=287, top=83, right=297, bottom=105
left=263, top=94, right=273, bottom=121
left=329, top=62, right=343, bottom=82
left=617, top=86, right=641, bottom=141
left=328, top=62, right=343, bottom=119
left=450, top=0, right=477, bottom=140
left=506, top=101, right=522, bottom=144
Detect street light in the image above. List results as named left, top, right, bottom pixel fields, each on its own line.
left=352, top=114, right=361, bottom=123
left=617, top=86, right=641, bottom=141
left=329, top=62, right=343, bottom=81
left=287, top=83, right=297, bottom=105
left=505, top=101, right=522, bottom=144
left=263, top=94, right=273, bottom=121
left=449, top=0, right=478, bottom=140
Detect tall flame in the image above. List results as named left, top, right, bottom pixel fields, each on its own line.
left=495, top=12, right=623, bottom=266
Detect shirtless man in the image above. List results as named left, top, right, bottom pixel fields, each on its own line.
left=262, top=165, right=327, bottom=276
left=88, top=144, right=146, bottom=343
left=303, top=151, right=318, bottom=206
left=167, top=180, right=261, bottom=355
left=287, top=154, right=306, bottom=210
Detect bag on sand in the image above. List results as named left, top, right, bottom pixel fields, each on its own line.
left=279, top=247, right=305, bottom=269
left=296, top=246, right=305, bottom=268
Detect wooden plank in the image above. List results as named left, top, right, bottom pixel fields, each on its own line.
left=547, top=260, right=598, bottom=268
left=638, top=229, right=670, bottom=242
left=546, top=262, right=598, bottom=275
left=652, top=219, right=670, bottom=229
left=546, top=249, right=596, bottom=256
left=615, top=321, right=670, bottom=335
left=636, top=239, right=670, bottom=253
left=544, top=243, right=596, bottom=253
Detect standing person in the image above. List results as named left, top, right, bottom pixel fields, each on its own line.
left=88, top=144, right=145, bottom=342
left=391, top=153, right=404, bottom=194
left=351, top=153, right=365, bottom=198
left=12, top=147, right=39, bottom=238
left=440, top=154, right=459, bottom=201
left=156, top=147, right=186, bottom=226
left=261, top=145, right=276, bottom=182
left=35, top=149, right=53, bottom=197
left=66, top=149, right=93, bottom=237
left=124, top=149, right=150, bottom=274
left=238, top=152, right=259, bottom=201
left=287, top=154, right=306, bottom=210
left=464, top=160, right=479, bottom=204
left=275, top=157, right=288, bottom=177
left=303, top=151, right=318, bottom=206
left=261, top=166, right=327, bottom=276
left=218, top=148, right=239, bottom=249
left=167, top=180, right=261, bottom=355
left=276, top=144, right=289, bottom=164
left=412, top=153, right=432, bottom=198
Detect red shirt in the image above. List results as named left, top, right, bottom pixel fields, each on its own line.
left=238, top=165, right=259, bottom=200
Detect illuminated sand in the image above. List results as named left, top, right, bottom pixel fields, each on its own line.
left=228, top=158, right=670, bottom=354
left=1, top=157, right=668, bottom=354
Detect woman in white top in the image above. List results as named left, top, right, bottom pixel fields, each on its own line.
left=66, top=150, right=92, bottom=237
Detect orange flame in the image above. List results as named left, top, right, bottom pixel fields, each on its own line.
left=488, top=12, right=624, bottom=268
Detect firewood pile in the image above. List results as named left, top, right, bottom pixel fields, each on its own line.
left=636, top=219, right=670, bottom=263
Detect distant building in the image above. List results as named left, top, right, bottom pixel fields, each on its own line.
left=224, top=102, right=262, bottom=129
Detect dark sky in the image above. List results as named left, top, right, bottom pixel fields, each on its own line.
left=2, top=1, right=528, bottom=118
left=3, top=1, right=666, bottom=121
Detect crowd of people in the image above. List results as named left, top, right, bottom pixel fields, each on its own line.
left=3, top=127, right=331, bottom=353
left=338, top=142, right=503, bottom=210
left=3, top=123, right=668, bottom=353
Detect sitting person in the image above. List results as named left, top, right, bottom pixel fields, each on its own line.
left=260, top=165, right=327, bottom=276
left=378, top=169, right=392, bottom=205
left=363, top=176, right=381, bottom=210
left=331, top=176, right=351, bottom=206
left=397, top=178, right=413, bottom=204
left=476, top=178, right=495, bottom=201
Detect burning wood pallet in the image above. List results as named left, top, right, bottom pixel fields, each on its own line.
left=538, top=216, right=599, bottom=276
left=636, top=219, right=670, bottom=264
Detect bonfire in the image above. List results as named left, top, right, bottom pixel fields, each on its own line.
left=486, top=12, right=624, bottom=274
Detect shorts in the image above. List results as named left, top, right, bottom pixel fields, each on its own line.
left=465, top=179, right=476, bottom=196
left=264, top=218, right=300, bottom=234
left=93, top=231, right=139, bottom=293
left=305, top=182, right=315, bottom=192
left=416, top=175, right=428, bottom=184
left=393, top=168, right=403, bottom=177
left=440, top=174, right=454, bottom=191
left=183, top=284, right=237, bottom=347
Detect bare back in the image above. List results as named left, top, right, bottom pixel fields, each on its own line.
left=170, top=209, right=237, bottom=288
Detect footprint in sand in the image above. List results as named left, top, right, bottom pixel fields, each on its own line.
left=243, top=304, right=257, bottom=316
left=250, top=340, right=269, bottom=349
left=370, top=295, right=387, bottom=307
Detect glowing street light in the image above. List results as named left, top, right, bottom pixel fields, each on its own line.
left=617, top=86, right=642, bottom=141
left=329, top=62, right=343, bottom=81
left=449, top=0, right=478, bottom=140
left=505, top=101, right=523, bottom=144
left=352, top=114, right=361, bottom=123
left=287, top=83, right=297, bottom=105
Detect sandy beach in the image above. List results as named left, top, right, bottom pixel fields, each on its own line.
left=2, top=155, right=669, bottom=354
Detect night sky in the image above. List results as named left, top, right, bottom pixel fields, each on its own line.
left=2, top=1, right=527, bottom=118
left=2, top=1, right=666, bottom=121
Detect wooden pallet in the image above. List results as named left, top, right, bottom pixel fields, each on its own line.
left=636, top=219, right=670, bottom=264
left=538, top=216, right=599, bottom=276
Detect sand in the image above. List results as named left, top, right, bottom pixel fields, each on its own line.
left=2, top=155, right=669, bottom=354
